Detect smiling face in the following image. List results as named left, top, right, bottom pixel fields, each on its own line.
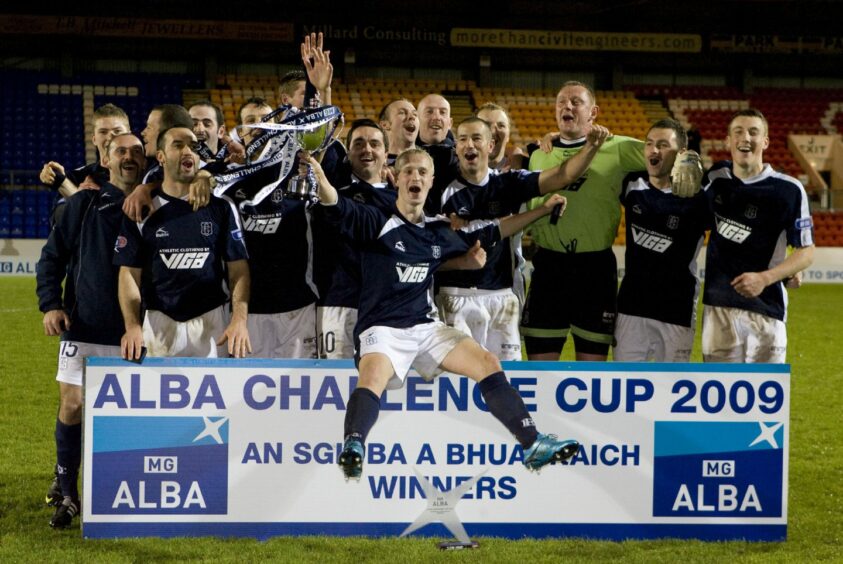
left=418, top=94, right=452, bottom=145
left=555, top=84, right=598, bottom=140
left=476, top=107, right=510, bottom=163
left=395, top=151, right=434, bottom=208
left=239, top=102, right=273, bottom=146
left=727, top=115, right=769, bottom=176
left=103, top=133, right=145, bottom=190
left=348, top=126, right=387, bottom=184
left=157, top=127, right=200, bottom=184
left=456, top=120, right=494, bottom=178
left=381, top=99, right=418, bottom=149
left=189, top=104, right=225, bottom=154
left=92, top=116, right=130, bottom=162
left=142, top=110, right=162, bottom=157
left=644, top=127, right=681, bottom=183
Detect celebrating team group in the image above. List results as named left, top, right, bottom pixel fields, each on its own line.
left=35, top=33, right=814, bottom=527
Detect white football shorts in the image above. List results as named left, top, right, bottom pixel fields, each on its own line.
left=55, top=341, right=121, bottom=386
left=144, top=304, right=230, bottom=358
left=436, top=287, right=522, bottom=361
left=613, top=313, right=694, bottom=362
left=357, top=321, right=471, bottom=390
left=702, top=305, right=787, bottom=364
left=317, top=305, right=357, bottom=359
left=248, top=303, right=317, bottom=359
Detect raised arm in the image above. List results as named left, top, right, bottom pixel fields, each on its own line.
left=499, top=194, right=566, bottom=238
left=302, top=32, right=333, bottom=105
left=304, top=152, right=338, bottom=204
left=537, top=125, right=609, bottom=194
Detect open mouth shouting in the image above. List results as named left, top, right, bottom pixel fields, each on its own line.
left=180, top=156, right=196, bottom=174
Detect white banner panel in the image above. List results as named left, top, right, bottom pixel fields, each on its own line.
left=82, top=359, right=789, bottom=541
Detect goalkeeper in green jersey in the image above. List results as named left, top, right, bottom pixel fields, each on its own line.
left=521, top=81, right=700, bottom=361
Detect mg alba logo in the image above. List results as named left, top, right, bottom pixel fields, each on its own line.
left=631, top=225, right=672, bottom=253
left=160, top=251, right=210, bottom=269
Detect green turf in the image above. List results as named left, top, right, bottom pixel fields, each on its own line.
left=1, top=277, right=841, bottom=562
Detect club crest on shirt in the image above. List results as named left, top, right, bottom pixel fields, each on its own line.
left=353, top=193, right=367, bottom=204
left=431, top=245, right=441, bottom=259
left=667, top=215, right=680, bottom=230
left=271, top=188, right=284, bottom=203
left=201, top=222, right=214, bottom=237
left=632, top=204, right=643, bottom=215
left=744, top=204, right=758, bottom=219
left=395, top=241, right=406, bottom=252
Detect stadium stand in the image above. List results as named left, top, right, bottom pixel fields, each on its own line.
left=0, top=70, right=200, bottom=237
left=3, top=69, right=843, bottom=245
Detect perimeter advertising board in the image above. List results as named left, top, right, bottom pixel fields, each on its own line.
left=83, top=359, right=789, bottom=541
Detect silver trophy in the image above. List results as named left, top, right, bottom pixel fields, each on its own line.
left=284, top=101, right=344, bottom=201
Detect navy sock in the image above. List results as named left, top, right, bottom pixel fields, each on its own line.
left=344, top=388, right=381, bottom=444
left=55, top=419, right=81, bottom=499
left=478, top=372, right=538, bottom=449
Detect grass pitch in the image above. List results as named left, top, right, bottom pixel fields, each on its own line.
left=1, top=277, right=841, bottom=562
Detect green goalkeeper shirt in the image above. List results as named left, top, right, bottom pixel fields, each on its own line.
left=527, top=135, right=646, bottom=253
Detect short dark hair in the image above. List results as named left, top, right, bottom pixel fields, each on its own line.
left=152, top=104, right=193, bottom=131
left=378, top=98, right=412, bottom=123
left=648, top=118, right=688, bottom=149
left=189, top=99, right=225, bottom=129
left=156, top=126, right=193, bottom=152
left=279, top=70, right=306, bottom=98
left=729, top=108, right=768, bottom=135
left=346, top=118, right=388, bottom=151
left=237, top=97, right=272, bottom=125
left=456, top=116, right=492, bottom=137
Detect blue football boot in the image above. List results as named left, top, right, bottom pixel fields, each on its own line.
left=338, top=438, right=365, bottom=481
left=523, top=434, right=579, bottom=472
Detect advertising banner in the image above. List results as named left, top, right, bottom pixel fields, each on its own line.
left=83, top=359, right=789, bottom=541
